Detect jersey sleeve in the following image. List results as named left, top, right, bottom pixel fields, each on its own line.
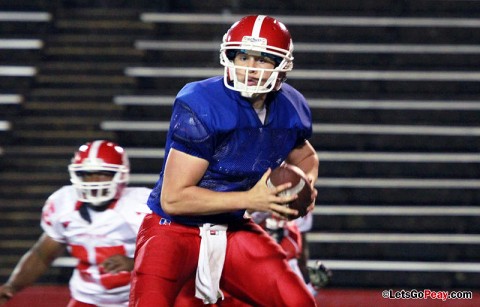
left=294, top=97, right=313, bottom=146
left=277, top=84, right=313, bottom=146
left=169, top=98, right=215, bottom=161
left=40, top=187, right=72, bottom=243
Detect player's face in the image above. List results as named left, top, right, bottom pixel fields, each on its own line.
left=233, top=52, right=276, bottom=86
left=79, top=171, right=115, bottom=182
left=78, top=171, right=115, bottom=197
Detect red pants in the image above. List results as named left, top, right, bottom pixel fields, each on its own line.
left=66, top=299, right=96, bottom=307
left=129, top=213, right=316, bottom=307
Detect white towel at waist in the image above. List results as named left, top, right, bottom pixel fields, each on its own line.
left=195, top=223, right=228, bottom=304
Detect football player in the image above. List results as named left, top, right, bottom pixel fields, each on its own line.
left=252, top=212, right=332, bottom=296
left=0, top=140, right=151, bottom=306
left=130, top=15, right=319, bottom=306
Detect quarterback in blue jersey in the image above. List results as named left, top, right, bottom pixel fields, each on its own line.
left=130, top=15, right=319, bottom=307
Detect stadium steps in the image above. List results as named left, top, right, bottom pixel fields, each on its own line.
left=0, top=95, right=21, bottom=148
left=11, top=7, right=150, bottom=148
left=0, top=5, right=151, bottom=284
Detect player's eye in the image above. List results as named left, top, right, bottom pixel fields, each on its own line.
left=259, top=57, right=275, bottom=65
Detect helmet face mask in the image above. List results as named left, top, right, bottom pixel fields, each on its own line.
left=226, top=53, right=279, bottom=96
left=68, top=140, right=129, bottom=206
left=220, top=15, right=294, bottom=97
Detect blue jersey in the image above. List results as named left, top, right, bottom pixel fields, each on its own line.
left=147, top=76, right=312, bottom=225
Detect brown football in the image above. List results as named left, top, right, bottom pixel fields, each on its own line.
left=267, top=163, right=314, bottom=217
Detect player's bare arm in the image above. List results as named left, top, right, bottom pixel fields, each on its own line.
left=161, top=148, right=298, bottom=216
left=0, top=233, right=65, bottom=305
left=285, top=140, right=319, bottom=181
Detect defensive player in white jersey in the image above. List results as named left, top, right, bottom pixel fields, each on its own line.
left=0, top=140, right=151, bottom=307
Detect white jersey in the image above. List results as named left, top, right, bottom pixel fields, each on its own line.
left=40, top=186, right=152, bottom=306
left=294, top=211, right=313, bottom=233
left=250, top=211, right=313, bottom=233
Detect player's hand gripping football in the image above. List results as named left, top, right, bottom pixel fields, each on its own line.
left=101, top=255, right=134, bottom=274
left=245, top=168, right=300, bottom=219
left=266, top=163, right=316, bottom=218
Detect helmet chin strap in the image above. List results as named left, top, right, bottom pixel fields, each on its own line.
left=240, top=90, right=255, bottom=98
left=228, top=66, right=279, bottom=96
left=237, top=81, right=263, bottom=98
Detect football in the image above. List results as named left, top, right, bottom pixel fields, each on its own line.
left=266, top=163, right=314, bottom=217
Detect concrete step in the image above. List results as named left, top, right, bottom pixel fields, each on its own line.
left=29, top=88, right=133, bottom=101
left=13, top=129, right=116, bottom=146
left=55, top=7, right=141, bottom=20
left=0, top=227, right=42, bottom=241
left=43, top=47, right=143, bottom=61
left=53, top=19, right=154, bottom=36
left=318, top=160, right=480, bottom=179
left=47, top=34, right=139, bottom=47
left=0, top=198, right=44, bottom=210
left=39, top=61, right=136, bottom=74
left=0, top=185, right=54, bottom=204
left=317, top=186, right=480, bottom=206
left=314, top=214, right=480, bottom=233
left=0, top=159, right=70, bottom=172
left=14, top=116, right=111, bottom=130
left=3, top=145, right=80, bottom=157
left=325, top=267, right=479, bottom=289
left=186, top=0, right=480, bottom=17
left=22, top=101, right=122, bottom=116
left=310, top=240, right=480, bottom=262
left=35, top=74, right=135, bottom=88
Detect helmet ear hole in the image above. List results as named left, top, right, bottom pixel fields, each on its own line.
left=226, top=50, right=238, bottom=60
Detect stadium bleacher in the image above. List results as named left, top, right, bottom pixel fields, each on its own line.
left=1, top=1, right=480, bottom=303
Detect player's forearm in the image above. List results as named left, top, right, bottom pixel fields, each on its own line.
left=286, top=141, right=319, bottom=181
left=161, top=186, right=247, bottom=216
left=4, top=249, right=51, bottom=293
left=294, top=153, right=318, bottom=182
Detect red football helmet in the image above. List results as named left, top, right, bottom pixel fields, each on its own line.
left=220, top=15, right=294, bottom=96
left=68, top=140, right=129, bottom=205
